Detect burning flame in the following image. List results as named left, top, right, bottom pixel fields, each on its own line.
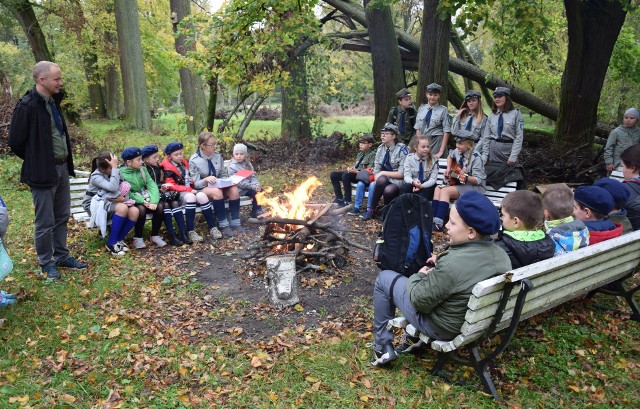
left=256, top=176, right=322, bottom=219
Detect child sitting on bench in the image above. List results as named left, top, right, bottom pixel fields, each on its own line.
left=572, top=186, right=622, bottom=245
left=542, top=184, right=589, bottom=256
left=494, top=190, right=554, bottom=269
left=370, top=191, right=510, bottom=366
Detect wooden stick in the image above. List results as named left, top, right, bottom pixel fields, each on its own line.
left=307, top=203, right=336, bottom=225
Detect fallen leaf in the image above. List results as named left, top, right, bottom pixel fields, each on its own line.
left=108, top=328, right=121, bottom=339
left=60, top=394, right=76, bottom=403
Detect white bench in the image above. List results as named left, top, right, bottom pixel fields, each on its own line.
left=611, top=166, right=624, bottom=182
left=352, top=158, right=518, bottom=207
left=389, top=230, right=640, bottom=400
left=70, top=161, right=252, bottom=226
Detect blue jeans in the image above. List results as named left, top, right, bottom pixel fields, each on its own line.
left=366, top=182, right=376, bottom=209
left=354, top=182, right=366, bottom=209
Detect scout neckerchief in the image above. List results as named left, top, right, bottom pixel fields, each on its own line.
left=197, top=149, right=216, bottom=177
left=381, top=146, right=393, bottom=171
left=354, top=152, right=364, bottom=169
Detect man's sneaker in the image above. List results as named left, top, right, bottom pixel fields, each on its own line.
left=150, top=235, right=167, bottom=247
left=133, top=237, right=147, bottom=249
left=181, top=232, right=193, bottom=245
left=359, top=209, right=375, bottom=221
left=209, top=227, right=223, bottom=240
left=56, top=256, right=87, bottom=269
left=188, top=230, right=203, bottom=242
left=370, top=343, right=398, bottom=367
left=231, top=225, right=246, bottom=234
left=221, top=226, right=234, bottom=238
left=116, top=241, right=130, bottom=252
left=106, top=244, right=126, bottom=256
left=395, top=332, right=426, bottom=355
left=347, top=207, right=361, bottom=216
left=41, top=264, right=61, bottom=281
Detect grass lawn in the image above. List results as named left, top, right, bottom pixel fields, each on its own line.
left=0, top=119, right=638, bottom=408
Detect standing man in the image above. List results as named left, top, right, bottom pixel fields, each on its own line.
left=8, top=61, right=87, bottom=280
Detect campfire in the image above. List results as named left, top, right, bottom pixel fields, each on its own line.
left=245, top=177, right=369, bottom=273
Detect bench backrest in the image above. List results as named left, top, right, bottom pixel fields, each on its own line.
left=431, top=230, right=640, bottom=352
left=610, top=166, right=624, bottom=183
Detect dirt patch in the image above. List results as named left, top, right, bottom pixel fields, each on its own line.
left=191, top=215, right=382, bottom=340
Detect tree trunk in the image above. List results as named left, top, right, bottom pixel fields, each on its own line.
left=237, top=93, right=269, bottom=140
left=3, top=0, right=52, bottom=62
left=416, top=1, right=450, bottom=104
left=170, top=0, right=207, bottom=134
left=207, top=72, right=219, bottom=131
left=363, top=0, right=405, bottom=134
left=103, top=31, right=122, bottom=120
left=281, top=53, right=311, bottom=140
left=84, top=51, right=106, bottom=117
left=217, top=91, right=251, bottom=133
left=114, top=0, right=151, bottom=130
left=556, top=0, right=626, bottom=145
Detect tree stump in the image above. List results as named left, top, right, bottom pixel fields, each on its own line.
left=265, top=255, right=299, bottom=308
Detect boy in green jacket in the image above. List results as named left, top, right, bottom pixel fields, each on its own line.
left=371, top=191, right=511, bottom=366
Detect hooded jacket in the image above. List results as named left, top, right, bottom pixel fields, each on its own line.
left=544, top=216, right=589, bottom=256
left=494, top=230, right=555, bottom=269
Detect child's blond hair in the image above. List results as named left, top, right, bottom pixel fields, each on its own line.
left=542, top=185, right=574, bottom=220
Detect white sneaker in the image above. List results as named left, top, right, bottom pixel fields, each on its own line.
left=132, top=237, right=147, bottom=249
left=150, top=235, right=167, bottom=247
left=209, top=227, right=223, bottom=240
left=188, top=230, right=203, bottom=242
left=117, top=241, right=130, bottom=252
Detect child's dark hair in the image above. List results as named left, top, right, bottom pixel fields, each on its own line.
left=575, top=203, right=607, bottom=220
left=542, top=184, right=574, bottom=220
left=501, top=190, right=544, bottom=229
left=620, top=144, right=640, bottom=171
left=91, top=151, right=113, bottom=173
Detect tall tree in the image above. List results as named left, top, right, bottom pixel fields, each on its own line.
left=114, top=0, right=150, bottom=129
left=1, top=0, right=52, bottom=62
left=281, top=52, right=312, bottom=140
left=556, top=0, right=626, bottom=145
left=416, top=1, right=450, bottom=105
left=363, top=0, right=405, bottom=134
left=170, top=0, right=207, bottom=134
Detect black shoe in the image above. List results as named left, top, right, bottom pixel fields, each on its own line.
left=105, top=244, right=125, bottom=256
left=395, top=333, right=426, bottom=355
left=169, top=235, right=184, bottom=246
left=56, top=256, right=87, bottom=269
left=370, top=343, right=398, bottom=367
left=41, top=264, right=61, bottom=281
left=181, top=232, right=193, bottom=245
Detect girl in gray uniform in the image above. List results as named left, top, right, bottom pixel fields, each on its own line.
left=451, top=90, right=487, bottom=154
left=360, top=124, right=408, bottom=220
left=431, top=130, right=486, bottom=232
left=189, top=132, right=243, bottom=238
left=414, top=83, right=451, bottom=159
left=481, top=87, right=524, bottom=165
left=400, top=134, right=439, bottom=200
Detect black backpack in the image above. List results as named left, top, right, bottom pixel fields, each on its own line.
left=373, top=193, right=433, bottom=277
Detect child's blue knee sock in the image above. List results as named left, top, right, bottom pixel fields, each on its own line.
left=118, top=218, right=137, bottom=241
left=200, top=201, right=217, bottom=228
left=185, top=202, right=196, bottom=231
left=229, top=199, right=241, bottom=227
left=108, top=214, right=125, bottom=245
left=212, top=199, right=228, bottom=227
left=432, top=200, right=448, bottom=223
left=173, top=208, right=186, bottom=233
left=163, top=208, right=176, bottom=237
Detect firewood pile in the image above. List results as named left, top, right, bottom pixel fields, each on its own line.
left=244, top=203, right=370, bottom=273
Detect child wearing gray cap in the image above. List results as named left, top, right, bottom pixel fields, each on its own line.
left=604, top=108, right=640, bottom=173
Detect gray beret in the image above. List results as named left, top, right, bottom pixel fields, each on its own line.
left=381, top=123, right=400, bottom=135
left=452, top=129, right=478, bottom=142
left=493, top=86, right=511, bottom=96
left=396, top=88, right=411, bottom=99
left=465, top=90, right=482, bottom=99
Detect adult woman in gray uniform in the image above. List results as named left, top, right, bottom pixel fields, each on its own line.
left=481, top=87, right=524, bottom=165
left=451, top=90, right=487, bottom=154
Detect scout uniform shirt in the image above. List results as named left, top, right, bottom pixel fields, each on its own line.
left=387, top=106, right=417, bottom=145
left=604, top=125, right=640, bottom=168
left=403, top=153, right=439, bottom=188
left=482, top=109, right=524, bottom=164
left=353, top=149, right=376, bottom=171
left=189, top=150, right=226, bottom=190
left=414, top=103, right=451, bottom=155
left=448, top=148, right=486, bottom=190
left=373, top=141, right=408, bottom=186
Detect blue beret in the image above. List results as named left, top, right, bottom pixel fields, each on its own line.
left=164, top=142, right=184, bottom=155
left=455, top=191, right=501, bottom=235
left=593, top=178, right=630, bottom=209
left=121, top=147, right=142, bottom=161
left=574, top=186, right=615, bottom=215
left=141, top=145, right=158, bottom=159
